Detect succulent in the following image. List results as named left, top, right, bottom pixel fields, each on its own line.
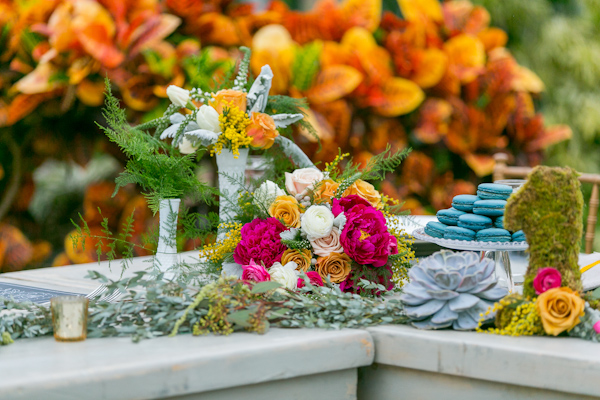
left=400, top=250, right=508, bottom=330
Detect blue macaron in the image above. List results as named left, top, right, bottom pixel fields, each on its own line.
left=477, top=183, right=513, bottom=200
left=473, top=199, right=506, bottom=217
left=444, top=226, right=476, bottom=241
left=452, top=195, right=481, bottom=212
left=512, top=230, right=526, bottom=242
left=494, top=216, right=504, bottom=228
left=436, top=208, right=466, bottom=226
left=458, top=214, right=493, bottom=232
left=476, top=228, right=511, bottom=242
left=425, top=221, right=448, bottom=238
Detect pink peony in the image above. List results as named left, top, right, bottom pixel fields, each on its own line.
left=332, top=195, right=371, bottom=216
left=297, top=271, right=324, bottom=288
left=233, top=218, right=287, bottom=268
left=340, top=203, right=394, bottom=267
left=241, top=260, right=271, bottom=282
left=533, top=267, right=562, bottom=295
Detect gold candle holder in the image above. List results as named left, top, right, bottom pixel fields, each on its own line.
left=51, top=296, right=89, bottom=342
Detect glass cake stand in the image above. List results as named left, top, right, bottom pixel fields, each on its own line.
left=413, top=228, right=528, bottom=292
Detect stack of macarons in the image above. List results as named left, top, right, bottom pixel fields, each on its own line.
left=425, top=183, right=526, bottom=243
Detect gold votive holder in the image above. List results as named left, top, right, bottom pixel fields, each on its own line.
left=51, top=296, right=89, bottom=342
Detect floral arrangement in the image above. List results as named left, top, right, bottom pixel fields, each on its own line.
left=200, top=147, right=415, bottom=295
left=159, top=47, right=307, bottom=159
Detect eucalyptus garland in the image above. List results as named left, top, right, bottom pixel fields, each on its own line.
left=0, top=271, right=407, bottom=345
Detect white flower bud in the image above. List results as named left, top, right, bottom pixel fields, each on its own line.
left=166, top=85, right=190, bottom=108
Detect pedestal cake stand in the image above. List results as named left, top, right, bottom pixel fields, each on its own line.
left=412, top=228, right=528, bottom=292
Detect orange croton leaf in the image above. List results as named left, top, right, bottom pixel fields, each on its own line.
left=442, top=1, right=490, bottom=36
left=414, top=98, right=452, bottom=144
left=526, top=124, right=572, bottom=152
left=14, top=62, right=62, bottom=94
left=340, top=0, right=382, bottom=32
left=68, top=56, right=99, bottom=85
left=320, top=41, right=351, bottom=69
left=430, top=172, right=476, bottom=211
left=52, top=252, right=72, bottom=267
left=443, top=34, right=485, bottom=84
left=464, top=153, right=495, bottom=177
left=477, top=28, right=508, bottom=52
left=400, top=151, right=435, bottom=196
left=398, top=0, right=443, bottom=23
left=78, top=23, right=124, bottom=68
left=198, top=13, right=243, bottom=46
left=121, top=74, right=160, bottom=111
left=0, top=224, right=33, bottom=272
left=251, top=24, right=295, bottom=94
left=372, top=77, right=424, bottom=117
left=410, top=48, right=447, bottom=88
left=306, top=65, right=363, bottom=104
left=76, top=79, right=106, bottom=106
left=125, top=14, right=182, bottom=57
left=312, top=99, right=353, bottom=145
left=512, top=65, right=545, bottom=94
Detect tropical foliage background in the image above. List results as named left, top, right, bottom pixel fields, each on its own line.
left=0, top=0, right=596, bottom=271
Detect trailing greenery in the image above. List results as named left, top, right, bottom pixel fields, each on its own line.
left=97, top=79, right=217, bottom=213
left=0, top=271, right=407, bottom=345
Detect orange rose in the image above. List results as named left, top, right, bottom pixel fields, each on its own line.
left=211, top=89, right=247, bottom=114
left=313, top=179, right=340, bottom=204
left=268, top=195, right=302, bottom=228
left=536, top=287, right=585, bottom=336
left=246, top=112, right=279, bottom=149
left=342, top=179, right=382, bottom=209
left=315, top=253, right=352, bottom=283
left=281, top=248, right=312, bottom=272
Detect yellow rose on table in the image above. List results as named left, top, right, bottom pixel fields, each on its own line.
left=281, top=248, right=312, bottom=272
left=536, top=287, right=585, bottom=336
left=342, top=179, right=382, bottom=209
left=211, top=89, right=247, bottom=114
left=246, top=112, right=279, bottom=149
left=315, top=253, right=352, bottom=283
left=268, top=195, right=302, bottom=228
left=313, top=179, right=340, bottom=204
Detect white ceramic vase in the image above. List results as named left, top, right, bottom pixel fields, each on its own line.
left=216, top=147, right=249, bottom=239
left=156, top=198, right=181, bottom=280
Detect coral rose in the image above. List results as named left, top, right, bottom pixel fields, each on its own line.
left=247, top=112, right=279, bottom=149
left=342, top=179, right=383, bottom=209
left=310, top=227, right=344, bottom=257
left=533, top=267, right=562, bottom=295
left=211, top=89, right=247, bottom=114
left=281, top=248, right=312, bottom=272
left=315, top=253, right=352, bottom=283
left=285, top=168, right=325, bottom=197
left=269, top=195, right=302, bottom=228
left=536, top=287, right=585, bottom=336
left=313, top=179, right=340, bottom=204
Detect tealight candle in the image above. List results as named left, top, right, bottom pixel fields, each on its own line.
left=51, top=296, right=89, bottom=342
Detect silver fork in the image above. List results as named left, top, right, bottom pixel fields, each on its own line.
left=39, top=283, right=112, bottom=307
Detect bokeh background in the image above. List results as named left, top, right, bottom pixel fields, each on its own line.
left=1, top=0, right=599, bottom=272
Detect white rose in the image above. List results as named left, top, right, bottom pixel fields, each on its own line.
left=253, top=180, right=286, bottom=210
left=178, top=137, right=199, bottom=154
left=285, top=168, right=324, bottom=196
left=269, top=261, right=298, bottom=291
left=196, top=104, right=221, bottom=133
left=301, top=205, right=334, bottom=240
left=166, top=85, right=190, bottom=108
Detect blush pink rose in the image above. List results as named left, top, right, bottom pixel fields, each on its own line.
left=310, top=227, right=344, bottom=257
left=241, top=260, right=271, bottom=282
left=285, top=168, right=324, bottom=196
left=297, top=271, right=324, bottom=288
left=533, top=267, right=562, bottom=295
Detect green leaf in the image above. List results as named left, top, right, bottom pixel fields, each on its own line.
left=251, top=281, right=283, bottom=294
left=227, top=310, right=252, bottom=327
left=590, top=287, right=600, bottom=300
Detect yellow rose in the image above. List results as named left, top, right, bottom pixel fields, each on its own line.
left=315, top=253, right=352, bottom=283
left=313, top=179, right=340, bottom=204
left=281, top=248, right=312, bottom=272
left=536, top=287, right=585, bottom=336
left=268, top=195, right=302, bottom=228
left=246, top=112, right=279, bottom=149
left=342, top=179, right=382, bottom=209
left=211, top=89, right=247, bottom=114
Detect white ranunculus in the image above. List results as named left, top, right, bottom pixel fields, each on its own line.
left=269, top=261, right=298, bottom=291
left=166, top=85, right=190, bottom=108
left=196, top=104, right=221, bottom=133
left=253, top=180, right=286, bottom=210
left=301, top=205, right=334, bottom=240
left=285, top=168, right=324, bottom=196
left=178, top=137, right=200, bottom=154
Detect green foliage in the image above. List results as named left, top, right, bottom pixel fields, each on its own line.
left=291, top=42, right=322, bottom=91
left=97, top=79, right=217, bottom=213
left=504, top=166, right=583, bottom=297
